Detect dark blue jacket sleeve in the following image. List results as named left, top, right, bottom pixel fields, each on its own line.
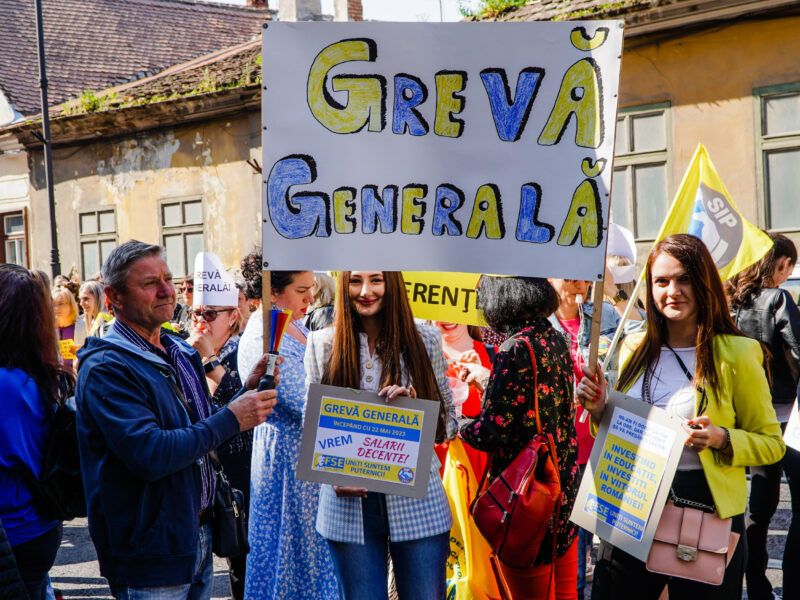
left=78, top=360, right=240, bottom=483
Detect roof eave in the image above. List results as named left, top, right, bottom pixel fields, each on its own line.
left=0, top=85, right=262, bottom=149
left=620, top=0, right=800, bottom=38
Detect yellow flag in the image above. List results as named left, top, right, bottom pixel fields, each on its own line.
left=654, top=144, right=773, bottom=281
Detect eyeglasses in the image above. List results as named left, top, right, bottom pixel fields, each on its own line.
left=190, top=308, right=233, bottom=323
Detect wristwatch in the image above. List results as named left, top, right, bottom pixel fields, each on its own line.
left=204, top=358, right=221, bottom=374
left=610, top=289, right=628, bottom=306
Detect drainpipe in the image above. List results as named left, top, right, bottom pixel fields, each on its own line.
left=33, top=0, right=61, bottom=277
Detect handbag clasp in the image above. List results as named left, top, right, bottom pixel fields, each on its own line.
left=676, top=545, right=698, bottom=562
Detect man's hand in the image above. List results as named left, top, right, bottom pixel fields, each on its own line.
left=244, top=354, right=284, bottom=391
left=227, top=388, right=278, bottom=431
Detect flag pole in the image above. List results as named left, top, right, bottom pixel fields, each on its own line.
left=601, top=270, right=646, bottom=372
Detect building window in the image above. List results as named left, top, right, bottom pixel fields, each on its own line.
left=756, top=84, right=800, bottom=230
left=161, top=198, right=203, bottom=278
left=79, top=209, right=117, bottom=280
left=611, top=103, right=670, bottom=240
left=2, top=212, right=27, bottom=266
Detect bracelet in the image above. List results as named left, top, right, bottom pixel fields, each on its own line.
left=202, top=354, right=218, bottom=365
left=204, top=359, right=221, bottom=374
left=716, top=427, right=731, bottom=452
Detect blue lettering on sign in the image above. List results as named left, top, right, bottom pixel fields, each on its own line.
left=515, top=183, right=554, bottom=243
left=584, top=493, right=645, bottom=541
left=267, top=155, right=331, bottom=239
left=481, top=67, right=544, bottom=142
left=318, top=434, right=353, bottom=450
left=316, top=455, right=345, bottom=470
left=393, top=74, right=429, bottom=136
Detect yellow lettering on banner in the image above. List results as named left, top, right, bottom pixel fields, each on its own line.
left=401, top=185, right=427, bottom=235
left=434, top=71, right=467, bottom=138
left=333, top=187, right=357, bottom=234
left=466, top=185, right=504, bottom=240
left=558, top=179, right=602, bottom=247
left=401, top=272, right=487, bottom=326
left=538, top=58, right=603, bottom=148
left=307, top=39, right=385, bottom=134
left=570, top=26, right=609, bottom=51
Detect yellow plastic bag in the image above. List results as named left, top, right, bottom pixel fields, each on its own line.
left=443, top=438, right=501, bottom=600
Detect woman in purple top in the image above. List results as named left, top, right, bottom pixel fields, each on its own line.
left=51, top=287, right=86, bottom=373
left=0, top=265, right=72, bottom=600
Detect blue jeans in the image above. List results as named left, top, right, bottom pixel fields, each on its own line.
left=327, top=492, right=449, bottom=600
left=112, top=523, right=213, bottom=600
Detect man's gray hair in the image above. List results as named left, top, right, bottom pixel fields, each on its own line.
left=102, top=240, right=164, bottom=292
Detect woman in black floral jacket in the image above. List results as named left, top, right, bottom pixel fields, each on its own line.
left=461, top=276, right=579, bottom=600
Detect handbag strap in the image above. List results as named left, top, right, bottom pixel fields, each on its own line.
left=475, top=333, right=541, bottom=495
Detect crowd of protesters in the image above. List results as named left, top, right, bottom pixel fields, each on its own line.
left=0, top=229, right=798, bottom=600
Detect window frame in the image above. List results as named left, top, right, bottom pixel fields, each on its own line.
left=753, top=81, right=800, bottom=232
left=77, top=207, right=118, bottom=281
left=1, top=209, right=29, bottom=267
left=612, top=101, right=672, bottom=242
left=158, top=196, right=205, bottom=279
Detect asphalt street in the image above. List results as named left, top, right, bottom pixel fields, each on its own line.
left=50, top=480, right=791, bottom=599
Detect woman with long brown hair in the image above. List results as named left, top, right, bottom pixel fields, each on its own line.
left=576, top=234, right=785, bottom=598
left=305, top=270, right=457, bottom=600
left=0, top=264, right=71, bottom=599
left=727, top=232, right=800, bottom=600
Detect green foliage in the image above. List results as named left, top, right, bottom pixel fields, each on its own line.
left=77, top=90, right=118, bottom=113
left=460, top=0, right=526, bottom=17
left=552, top=0, right=635, bottom=20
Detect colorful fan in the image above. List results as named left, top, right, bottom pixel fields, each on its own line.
left=258, top=309, right=294, bottom=391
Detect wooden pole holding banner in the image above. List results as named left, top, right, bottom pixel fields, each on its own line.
left=578, top=276, right=607, bottom=422
left=262, top=270, right=271, bottom=354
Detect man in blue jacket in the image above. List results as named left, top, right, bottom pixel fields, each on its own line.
left=76, top=240, right=278, bottom=600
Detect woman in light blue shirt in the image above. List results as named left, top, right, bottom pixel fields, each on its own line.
left=305, top=271, right=457, bottom=600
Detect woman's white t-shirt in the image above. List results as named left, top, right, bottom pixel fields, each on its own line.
left=624, top=346, right=702, bottom=471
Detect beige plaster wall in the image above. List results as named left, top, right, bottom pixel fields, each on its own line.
left=28, top=111, right=262, bottom=275
left=619, top=14, right=800, bottom=230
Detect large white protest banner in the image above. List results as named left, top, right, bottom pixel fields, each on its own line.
left=261, top=22, right=623, bottom=279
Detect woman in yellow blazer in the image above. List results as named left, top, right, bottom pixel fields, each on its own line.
left=576, top=234, right=785, bottom=599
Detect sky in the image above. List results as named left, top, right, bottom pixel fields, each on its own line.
left=210, top=0, right=483, bottom=21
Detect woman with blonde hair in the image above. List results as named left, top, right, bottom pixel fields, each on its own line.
left=187, top=263, right=249, bottom=600
left=51, top=287, right=86, bottom=373
left=79, top=280, right=113, bottom=337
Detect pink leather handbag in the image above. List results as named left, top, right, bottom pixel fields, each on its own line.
left=645, top=500, right=739, bottom=586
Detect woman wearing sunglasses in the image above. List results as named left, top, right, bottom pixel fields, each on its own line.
left=576, top=233, right=785, bottom=599
left=186, top=291, right=248, bottom=598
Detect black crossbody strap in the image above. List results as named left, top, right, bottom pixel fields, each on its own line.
left=663, top=343, right=694, bottom=383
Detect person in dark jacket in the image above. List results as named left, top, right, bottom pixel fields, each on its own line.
left=0, top=517, right=28, bottom=600
left=75, top=240, right=279, bottom=600
left=727, top=232, right=800, bottom=600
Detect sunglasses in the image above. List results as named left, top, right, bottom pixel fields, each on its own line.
left=190, top=308, right=233, bottom=323
left=182, top=286, right=194, bottom=293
